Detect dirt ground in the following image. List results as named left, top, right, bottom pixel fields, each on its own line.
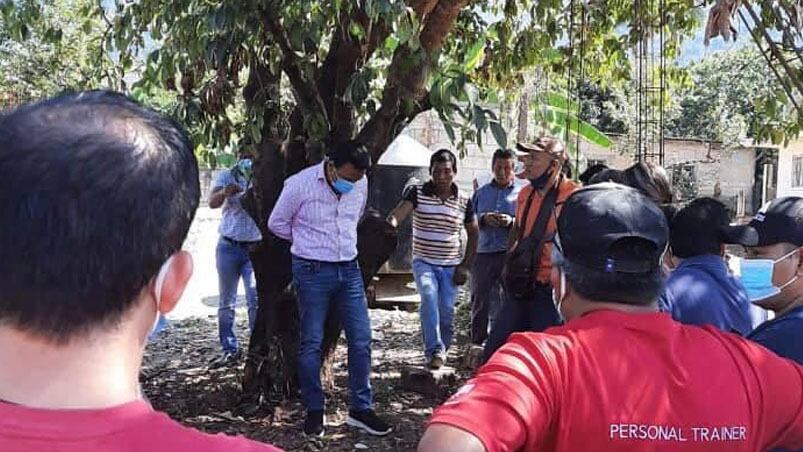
left=141, top=299, right=474, bottom=452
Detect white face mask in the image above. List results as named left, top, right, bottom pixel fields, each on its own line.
left=150, top=256, right=174, bottom=336
left=552, top=268, right=567, bottom=319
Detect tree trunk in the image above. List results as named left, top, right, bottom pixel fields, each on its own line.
left=240, top=0, right=467, bottom=411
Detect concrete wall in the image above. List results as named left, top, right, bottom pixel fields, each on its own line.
left=401, top=111, right=757, bottom=213
left=401, top=110, right=502, bottom=194
left=579, top=137, right=756, bottom=215
left=777, top=139, right=803, bottom=198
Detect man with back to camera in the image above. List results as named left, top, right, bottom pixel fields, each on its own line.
left=268, top=140, right=391, bottom=438
left=659, top=197, right=753, bottom=335
left=483, top=137, right=580, bottom=361
left=468, top=148, right=521, bottom=348
left=418, top=183, right=803, bottom=452
left=208, top=146, right=262, bottom=368
left=0, top=91, right=280, bottom=451
left=387, top=149, right=479, bottom=369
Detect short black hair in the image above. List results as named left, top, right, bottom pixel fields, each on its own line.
left=491, top=148, right=515, bottom=166
left=430, top=148, right=457, bottom=173
left=330, top=140, right=371, bottom=171
left=579, top=163, right=609, bottom=185
left=553, top=238, right=665, bottom=305
left=0, top=90, right=200, bottom=342
left=670, top=198, right=728, bottom=258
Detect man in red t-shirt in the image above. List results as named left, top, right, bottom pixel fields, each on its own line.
left=419, top=183, right=803, bottom=452
left=0, top=92, right=280, bottom=452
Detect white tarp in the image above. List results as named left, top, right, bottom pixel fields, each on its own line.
left=378, top=134, right=432, bottom=167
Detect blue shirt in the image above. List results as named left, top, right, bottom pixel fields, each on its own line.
left=213, top=169, right=262, bottom=242
left=749, top=304, right=803, bottom=364
left=659, top=254, right=752, bottom=335
left=472, top=179, right=521, bottom=254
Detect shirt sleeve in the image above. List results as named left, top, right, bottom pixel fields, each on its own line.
left=358, top=177, right=368, bottom=220
left=267, top=176, right=301, bottom=241
left=212, top=170, right=231, bottom=192
left=749, top=320, right=803, bottom=362
left=464, top=197, right=475, bottom=224
left=427, top=333, right=561, bottom=452
left=730, top=335, right=803, bottom=450
left=403, top=184, right=418, bottom=207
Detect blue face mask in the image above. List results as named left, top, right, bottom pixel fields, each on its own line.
left=738, top=248, right=799, bottom=302
left=332, top=178, right=354, bottom=194
left=238, top=158, right=253, bottom=172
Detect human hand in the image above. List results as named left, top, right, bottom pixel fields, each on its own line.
left=453, top=265, right=469, bottom=286
left=384, top=218, right=399, bottom=237
left=483, top=213, right=501, bottom=228
left=495, top=213, right=513, bottom=227
left=224, top=184, right=243, bottom=197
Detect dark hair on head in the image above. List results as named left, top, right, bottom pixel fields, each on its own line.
left=670, top=197, right=728, bottom=258
left=579, top=163, right=609, bottom=185
left=330, top=140, right=371, bottom=171
left=588, top=168, right=628, bottom=185
left=491, top=148, right=515, bottom=166
left=0, top=90, right=200, bottom=342
left=624, top=162, right=673, bottom=205
left=430, top=148, right=457, bottom=173
left=553, top=238, right=665, bottom=306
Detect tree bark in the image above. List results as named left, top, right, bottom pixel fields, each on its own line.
left=356, top=0, right=468, bottom=161
left=240, top=0, right=467, bottom=411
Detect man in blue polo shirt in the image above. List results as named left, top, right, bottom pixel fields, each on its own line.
left=208, top=149, right=262, bottom=368
left=659, top=198, right=753, bottom=335
left=469, top=149, right=522, bottom=346
left=735, top=197, right=803, bottom=366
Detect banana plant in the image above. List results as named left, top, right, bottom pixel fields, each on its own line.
left=532, top=91, right=613, bottom=175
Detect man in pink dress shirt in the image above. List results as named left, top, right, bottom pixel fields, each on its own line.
left=268, top=141, right=391, bottom=438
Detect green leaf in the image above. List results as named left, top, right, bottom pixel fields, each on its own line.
left=490, top=121, right=508, bottom=149
left=463, top=40, right=485, bottom=72
left=349, top=22, right=365, bottom=40
left=443, top=120, right=456, bottom=143
left=543, top=107, right=613, bottom=148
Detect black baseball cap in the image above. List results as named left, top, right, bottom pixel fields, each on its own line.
left=670, top=197, right=757, bottom=258
left=556, top=183, right=668, bottom=273
left=737, top=196, right=803, bottom=247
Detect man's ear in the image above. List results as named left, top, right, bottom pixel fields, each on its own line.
left=153, top=251, right=193, bottom=314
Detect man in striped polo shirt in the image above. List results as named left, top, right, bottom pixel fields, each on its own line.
left=388, top=149, right=479, bottom=369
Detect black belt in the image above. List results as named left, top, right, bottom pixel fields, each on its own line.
left=222, top=236, right=260, bottom=246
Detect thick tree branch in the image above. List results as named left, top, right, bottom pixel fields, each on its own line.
left=408, top=0, right=440, bottom=18
left=356, top=0, right=468, bottom=160
left=317, top=5, right=392, bottom=143
left=260, top=8, right=329, bottom=127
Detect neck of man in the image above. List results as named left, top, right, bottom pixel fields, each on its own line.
left=776, top=292, right=803, bottom=316
left=568, top=298, right=660, bottom=320
left=539, top=172, right=561, bottom=195
left=435, top=183, right=453, bottom=199
left=0, top=325, right=144, bottom=409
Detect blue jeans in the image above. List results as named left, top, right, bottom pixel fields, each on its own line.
left=483, top=282, right=561, bottom=362
left=470, top=252, right=506, bottom=345
left=292, top=256, right=373, bottom=412
left=216, top=237, right=258, bottom=353
left=412, top=259, right=458, bottom=360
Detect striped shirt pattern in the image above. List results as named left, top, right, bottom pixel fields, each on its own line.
left=406, top=182, right=474, bottom=266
